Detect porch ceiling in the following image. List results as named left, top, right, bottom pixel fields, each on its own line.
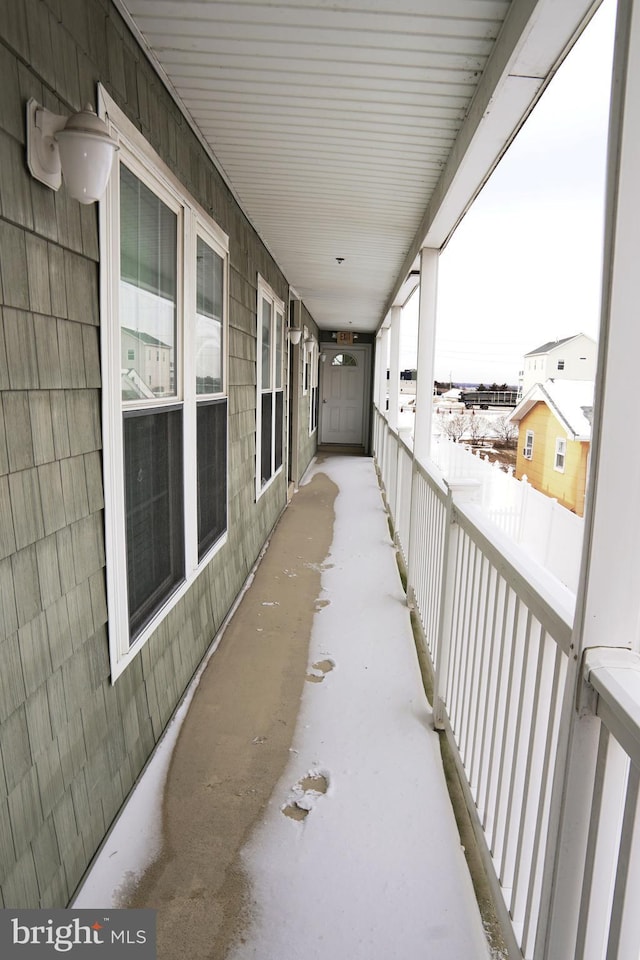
left=116, top=0, right=599, bottom=333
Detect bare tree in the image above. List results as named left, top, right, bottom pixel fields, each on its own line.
left=467, top=413, right=489, bottom=445
left=438, top=412, right=470, bottom=442
left=491, top=415, right=518, bottom=445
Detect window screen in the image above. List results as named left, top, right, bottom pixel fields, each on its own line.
left=124, top=409, right=184, bottom=640
left=197, top=399, right=227, bottom=558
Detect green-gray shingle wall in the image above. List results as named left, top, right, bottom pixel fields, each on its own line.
left=0, top=0, right=294, bottom=908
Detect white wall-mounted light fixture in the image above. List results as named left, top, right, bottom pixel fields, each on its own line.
left=26, top=98, right=118, bottom=204
left=287, top=327, right=302, bottom=345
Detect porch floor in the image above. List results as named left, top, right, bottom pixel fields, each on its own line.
left=74, top=455, right=491, bottom=960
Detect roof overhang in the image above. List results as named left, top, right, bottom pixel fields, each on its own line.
left=116, top=0, right=602, bottom=334
left=509, top=381, right=592, bottom=440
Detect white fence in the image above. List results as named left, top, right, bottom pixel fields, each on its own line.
left=430, top=437, right=584, bottom=594
left=373, top=406, right=640, bottom=960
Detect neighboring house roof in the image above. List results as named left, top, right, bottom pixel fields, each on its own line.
left=524, top=333, right=595, bottom=357
left=122, top=326, right=171, bottom=349
left=509, top=379, right=594, bottom=441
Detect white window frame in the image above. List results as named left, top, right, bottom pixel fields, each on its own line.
left=308, top=339, right=319, bottom=435
left=255, top=276, right=285, bottom=499
left=99, top=87, right=229, bottom=681
left=524, top=430, right=534, bottom=459
left=554, top=437, right=567, bottom=472
left=302, top=328, right=310, bottom=396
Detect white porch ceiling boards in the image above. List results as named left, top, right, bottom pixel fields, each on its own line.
left=118, top=0, right=600, bottom=332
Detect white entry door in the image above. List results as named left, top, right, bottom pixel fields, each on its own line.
left=319, top=345, right=368, bottom=445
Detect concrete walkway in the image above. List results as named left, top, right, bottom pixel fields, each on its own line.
left=74, top=455, right=491, bottom=960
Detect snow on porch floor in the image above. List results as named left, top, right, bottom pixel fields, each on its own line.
left=75, top=455, right=491, bottom=960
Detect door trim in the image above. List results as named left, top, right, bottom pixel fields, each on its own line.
left=318, top=342, right=371, bottom=447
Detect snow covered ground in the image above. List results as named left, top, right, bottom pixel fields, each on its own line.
left=74, top=456, right=491, bottom=959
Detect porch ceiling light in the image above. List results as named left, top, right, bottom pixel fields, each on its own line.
left=287, top=327, right=302, bottom=345
left=26, top=98, right=118, bottom=204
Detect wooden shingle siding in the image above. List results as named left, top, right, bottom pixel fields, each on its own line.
left=0, top=0, right=304, bottom=911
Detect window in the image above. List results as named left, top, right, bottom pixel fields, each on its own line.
left=309, top=340, right=319, bottom=435
left=303, top=335, right=310, bottom=395
left=557, top=360, right=565, bottom=370
left=555, top=437, right=566, bottom=472
left=256, top=277, right=285, bottom=495
left=524, top=430, right=534, bottom=459
left=100, top=88, right=229, bottom=678
left=332, top=353, right=357, bottom=366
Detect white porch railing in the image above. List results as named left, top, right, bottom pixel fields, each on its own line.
left=373, top=406, right=640, bottom=960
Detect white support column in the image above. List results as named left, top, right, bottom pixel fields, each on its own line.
left=373, top=331, right=382, bottom=413
left=537, top=2, right=640, bottom=956
left=388, top=305, right=401, bottom=432
left=379, top=323, right=390, bottom=417
left=406, top=248, right=440, bottom=604
left=413, top=247, right=439, bottom=465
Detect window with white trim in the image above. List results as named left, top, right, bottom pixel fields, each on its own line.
left=524, top=430, right=534, bottom=459
left=309, top=340, right=319, bottom=434
left=100, top=90, right=229, bottom=678
left=554, top=437, right=566, bottom=472
left=303, top=332, right=310, bottom=395
left=256, top=277, right=285, bottom=494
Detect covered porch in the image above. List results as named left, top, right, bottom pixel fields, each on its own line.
left=2, top=1, right=640, bottom=959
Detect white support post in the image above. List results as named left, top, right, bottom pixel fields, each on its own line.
left=406, top=247, right=440, bottom=600
left=414, top=247, right=439, bottom=466
left=379, top=324, right=390, bottom=417
left=537, top=2, right=640, bottom=956
left=373, top=331, right=382, bottom=413
left=388, top=305, right=401, bottom=433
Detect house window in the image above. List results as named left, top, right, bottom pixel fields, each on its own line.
left=555, top=438, right=566, bottom=472
left=195, top=234, right=227, bottom=557
left=256, top=277, right=285, bottom=495
left=524, top=430, right=534, bottom=459
left=309, top=340, right=318, bottom=435
left=303, top=337, right=310, bottom=395
left=557, top=360, right=565, bottom=370
left=100, top=88, right=229, bottom=678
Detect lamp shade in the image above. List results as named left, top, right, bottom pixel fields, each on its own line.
left=55, top=106, right=118, bottom=203
left=288, top=327, right=302, bottom=345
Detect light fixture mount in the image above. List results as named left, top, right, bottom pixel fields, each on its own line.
left=26, top=98, right=119, bottom=203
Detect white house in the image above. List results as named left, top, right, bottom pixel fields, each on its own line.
left=520, top=333, right=597, bottom=395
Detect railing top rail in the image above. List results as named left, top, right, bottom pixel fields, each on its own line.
left=453, top=500, right=575, bottom=655
left=584, top=648, right=640, bottom=770
left=414, top=455, right=448, bottom=500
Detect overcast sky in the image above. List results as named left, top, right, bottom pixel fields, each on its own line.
left=401, top=0, right=617, bottom=384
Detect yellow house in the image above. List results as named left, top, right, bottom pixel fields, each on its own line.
left=509, top=379, right=593, bottom=516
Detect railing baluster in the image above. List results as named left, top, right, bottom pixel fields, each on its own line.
left=521, top=644, right=566, bottom=956
left=606, top=763, right=640, bottom=960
